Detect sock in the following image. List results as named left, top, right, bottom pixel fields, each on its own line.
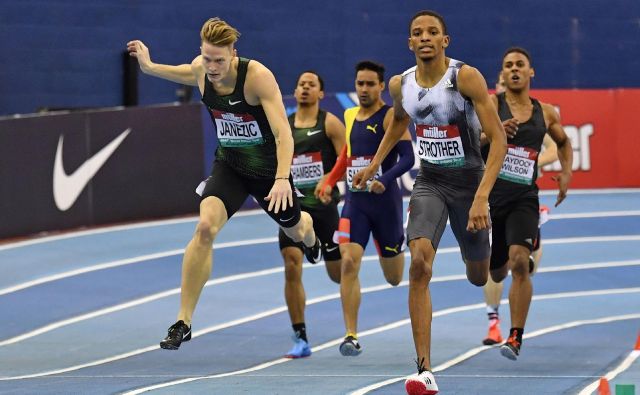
left=486, top=305, right=499, bottom=321
left=292, top=323, right=307, bottom=342
left=509, top=327, right=524, bottom=344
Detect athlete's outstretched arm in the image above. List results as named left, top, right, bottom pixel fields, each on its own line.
left=314, top=112, right=346, bottom=203
left=542, top=103, right=572, bottom=206
left=458, top=66, right=507, bottom=231
left=370, top=107, right=414, bottom=193
left=250, top=62, right=295, bottom=213
left=126, top=40, right=199, bottom=86
left=352, top=75, right=411, bottom=189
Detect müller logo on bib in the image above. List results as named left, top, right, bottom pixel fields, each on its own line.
left=499, top=144, right=539, bottom=185
left=291, top=152, right=323, bottom=187
left=415, top=125, right=465, bottom=167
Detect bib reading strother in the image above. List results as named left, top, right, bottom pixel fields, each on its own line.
left=202, top=57, right=277, bottom=178
left=401, top=58, right=484, bottom=185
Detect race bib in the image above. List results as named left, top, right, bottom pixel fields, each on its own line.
left=211, top=110, right=264, bottom=147
left=346, top=155, right=382, bottom=192
left=498, top=144, right=539, bottom=185
left=415, top=125, right=465, bottom=167
left=291, top=151, right=324, bottom=188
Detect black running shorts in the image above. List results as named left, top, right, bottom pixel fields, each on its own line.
left=201, top=160, right=301, bottom=227
left=278, top=202, right=341, bottom=261
left=489, top=196, right=539, bottom=270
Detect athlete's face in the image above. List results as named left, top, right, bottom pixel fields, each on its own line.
left=355, top=69, right=384, bottom=108
left=502, top=52, right=534, bottom=92
left=294, top=73, right=324, bottom=106
left=201, top=42, right=236, bottom=83
left=408, top=15, right=449, bottom=61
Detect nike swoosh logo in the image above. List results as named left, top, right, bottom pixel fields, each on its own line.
left=326, top=246, right=338, bottom=252
left=229, top=100, right=242, bottom=105
left=53, top=128, right=131, bottom=211
left=307, top=130, right=323, bottom=136
left=279, top=215, right=295, bottom=223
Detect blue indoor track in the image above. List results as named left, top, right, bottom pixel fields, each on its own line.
left=1, top=190, right=639, bottom=394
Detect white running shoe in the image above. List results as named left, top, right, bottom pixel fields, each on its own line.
left=405, top=370, right=438, bottom=395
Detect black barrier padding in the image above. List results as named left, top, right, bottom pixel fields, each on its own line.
left=0, top=104, right=204, bottom=239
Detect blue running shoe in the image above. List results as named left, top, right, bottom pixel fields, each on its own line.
left=285, top=335, right=311, bottom=359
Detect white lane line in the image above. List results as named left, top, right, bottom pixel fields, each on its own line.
left=578, top=350, right=640, bottom=395
left=2, top=252, right=638, bottom=348
left=351, top=313, right=640, bottom=395
left=0, top=209, right=264, bottom=252
left=0, top=237, right=277, bottom=296
left=1, top=192, right=637, bottom=252
left=0, top=373, right=607, bottom=379
left=3, top=285, right=639, bottom=382
left=549, top=210, right=640, bottom=219
left=120, top=289, right=640, bottom=394
left=3, top=223, right=640, bottom=298
left=539, top=188, right=640, bottom=196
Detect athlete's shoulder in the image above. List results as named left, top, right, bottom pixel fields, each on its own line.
left=539, top=101, right=561, bottom=123
left=448, top=58, right=466, bottom=69
left=401, top=66, right=417, bottom=77
left=245, top=58, right=272, bottom=77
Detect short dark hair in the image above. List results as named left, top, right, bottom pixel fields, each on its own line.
left=503, top=46, right=532, bottom=66
left=296, top=70, right=324, bottom=91
left=409, top=10, right=447, bottom=35
left=355, top=60, right=385, bottom=83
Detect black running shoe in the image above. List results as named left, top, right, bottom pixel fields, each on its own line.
left=339, top=335, right=362, bottom=356
left=160, top=320, right=191, bottom=350
left=500, top=330, right=521, bottom=360
left=304, top=237, right=322, bottom=264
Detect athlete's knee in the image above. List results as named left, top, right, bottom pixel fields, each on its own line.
left=509, top=249, right=530, bottom=279
left=194, top=220, right=220, bottom=245
left=341, top=253, right=359, bottom=278
left=385, top=273, right=402, bottom=286
left=409, top=254, right=432, bottom=284
left=325, top=260, right=342, bottom=284
left=382, top=254, right=404, bottom=286
left=283, top=252, right=302, bottom=282
left=490, top=267, right=508, bottom=283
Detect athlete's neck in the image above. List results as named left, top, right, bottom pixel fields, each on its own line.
left=358, top=100, right=385, bottom=120
left=504, top=88, right=531, bottom=106
left=295, top=103, right=320, bottom=128
left=211, top=57, right=239, bottom=94
left=415, top=55, right=449, bottom=88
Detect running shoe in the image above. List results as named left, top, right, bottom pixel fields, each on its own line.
left=160, top=320, right=191, bottom=350
left=500, top=329, right=521, bottom=360
left=482, top=318, right=503, bottom=345
left=405, top=370, right=439, bottom=395
left=304, top=237, right=322, bottom=264
left=285, top=335, right=311, bottom=358
left=339, top=335, right=362, bottom=356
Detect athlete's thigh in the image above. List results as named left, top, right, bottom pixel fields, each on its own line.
left=338, top=194, right=372, bottom=251
left=249, top=174, right=302, bottom=228
left=505, top=197, right=539, bottom=251
left=370, top=193, right=405, bottom=257
left=447, top=195, right=490, bottom=262
left=201, top=160, right=249, bottom=219
left=488, top=204, right=509, bottom=271
left=406, top=181, right=448, bottom=251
